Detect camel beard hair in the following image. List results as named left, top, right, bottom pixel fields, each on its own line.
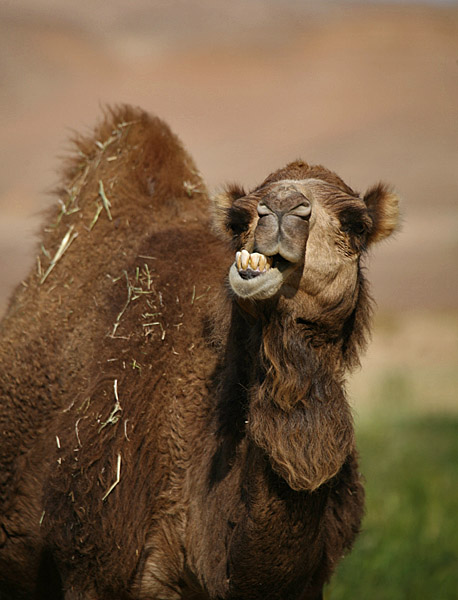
left=246, top=317, right=355, bottom=492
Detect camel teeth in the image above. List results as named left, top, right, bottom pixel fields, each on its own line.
left=240, top=249, right=250, bottom=270
left=235, top=250, right=273, bottom=272
left=249, top=252, right=261, bottom=270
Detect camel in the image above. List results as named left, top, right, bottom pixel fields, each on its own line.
left=0, top=106, right=399, bottom=599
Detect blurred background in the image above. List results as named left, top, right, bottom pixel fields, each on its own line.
left=1, top=0, right=457, bottom=597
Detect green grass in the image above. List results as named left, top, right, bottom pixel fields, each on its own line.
left=326, top=413, right=458, bottom=599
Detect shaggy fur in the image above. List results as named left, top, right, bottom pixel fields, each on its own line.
left=0, top=106, right=399, bottom=600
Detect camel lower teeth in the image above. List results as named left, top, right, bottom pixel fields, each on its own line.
left=235, top=251, right=272, bottom=272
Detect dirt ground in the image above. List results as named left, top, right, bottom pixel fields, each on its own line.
left=1, top=1, right=457, bottom=411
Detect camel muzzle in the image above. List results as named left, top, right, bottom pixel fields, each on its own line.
left=254, top=186, right=311, bottom=265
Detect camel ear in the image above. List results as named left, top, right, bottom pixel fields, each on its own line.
left=363, top=183, right=400, bottom=245
left=212, top=184, right=254, bottom=245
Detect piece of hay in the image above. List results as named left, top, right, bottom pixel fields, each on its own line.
left=142, top=321, right=166, bottom=340
left=40, top=225, right=78, bottom=285
left=99, top=380, right=123, bottom=431
left=75, top=417, right=84, bottom=448
left=191, top=285, right=211, bottom=304
left=89, top=203, right=104, bottom=231
left=102, top=453, right=122, bottom=502
left=98, top=180, right=113, bottom=221
left=111, top=272, right=132, bottom=337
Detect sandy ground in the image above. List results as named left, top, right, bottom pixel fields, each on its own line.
left=1, top=1, right=457, bottom=411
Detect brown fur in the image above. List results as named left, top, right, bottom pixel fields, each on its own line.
left=0, top=106, right=399, bottom=599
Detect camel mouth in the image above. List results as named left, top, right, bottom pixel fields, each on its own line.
left=229, top=250, right=295, bottom=299
left=235, top=250, right=292, bottom=279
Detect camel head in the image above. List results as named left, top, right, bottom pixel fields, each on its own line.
left=214, top=161, right=399, bottom=322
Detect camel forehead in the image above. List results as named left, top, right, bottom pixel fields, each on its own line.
left=264, top=178, right=354, bottom=196
left=255, top=177, right=356, bottom=203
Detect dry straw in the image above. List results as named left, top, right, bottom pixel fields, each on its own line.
left=102, top=453, right=122, bottom=501
left=40, top=225, right=78, bottom=285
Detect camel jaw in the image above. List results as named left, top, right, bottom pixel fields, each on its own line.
left=228, top=251, right=295, bottom=300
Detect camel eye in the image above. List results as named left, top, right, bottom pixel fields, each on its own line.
left=257, top=202, right=271, bottom=218
left=338, top=207, right=370, bottom=238
left=228, top=202, right=253, bottom=237
left=352, top=222, right=367, bottom=236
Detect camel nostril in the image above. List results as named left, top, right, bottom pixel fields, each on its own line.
left=290, top=202, right=312, bottom=220
left=257, top=202, right=271, bottom=217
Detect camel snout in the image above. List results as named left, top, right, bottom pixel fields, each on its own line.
left=254, top=193, right=310, bottom=265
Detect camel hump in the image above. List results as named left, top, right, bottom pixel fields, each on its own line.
left=58, top=105, right=207, bottom=223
